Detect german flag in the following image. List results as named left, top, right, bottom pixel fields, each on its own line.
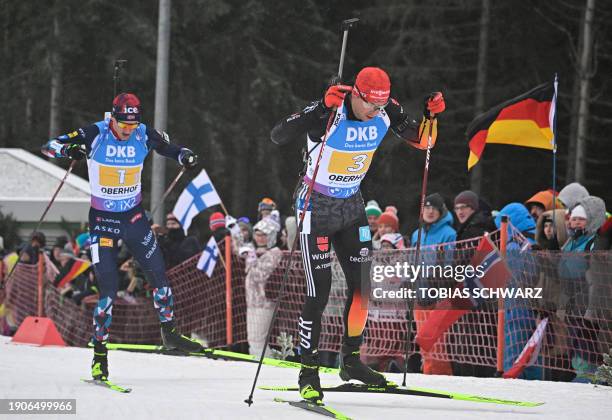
left=54, top=258, right=92, bottom=288
left=466, top=82, right=556, bottom=170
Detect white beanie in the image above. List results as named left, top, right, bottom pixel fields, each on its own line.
left=570, top=205, right=587, bottom=219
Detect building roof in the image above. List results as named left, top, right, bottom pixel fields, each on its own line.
left=0, top=148, right=90, bottom=222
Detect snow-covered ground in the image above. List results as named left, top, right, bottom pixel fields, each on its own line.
left=1, top=336, right=611, bottom=420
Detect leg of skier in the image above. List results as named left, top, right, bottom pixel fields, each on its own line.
left=89, top=211, right=122, bottom=381
left=333, top=206, right=387, bottom=386
left=295, top=186, right=339, bottom=402
left=123, top=207, right=203, bottom=354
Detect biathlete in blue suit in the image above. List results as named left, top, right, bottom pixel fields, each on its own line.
left=42, top=93, right=202, bottom=381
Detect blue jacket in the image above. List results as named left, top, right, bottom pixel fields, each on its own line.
left=411, top=210, right=457, bottom=247
left=495, top=203, right=542, bottom=379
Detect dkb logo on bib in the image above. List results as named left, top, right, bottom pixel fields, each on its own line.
left=346, top=126, right=378, bottom=142
left=107, top=145, right=136, bottom=158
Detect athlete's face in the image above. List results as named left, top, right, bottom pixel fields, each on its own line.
left=350, top=93, right=386, bottom=121
left=111, top=117, right=139, bottom=140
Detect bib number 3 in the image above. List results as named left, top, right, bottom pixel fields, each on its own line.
left=347, top=154, right=368, bottom=173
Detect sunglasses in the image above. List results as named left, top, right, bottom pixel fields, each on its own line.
left=353, top=86, right=388, bottom=111
left=116, top=121, right=140, bottom=130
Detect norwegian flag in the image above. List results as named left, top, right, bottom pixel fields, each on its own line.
left=503, top=317, right=548, bottom=379
left=416, top=235, right=511, bottom=352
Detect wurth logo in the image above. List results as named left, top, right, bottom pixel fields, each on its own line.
left=346, top=126, right=378, bottom=141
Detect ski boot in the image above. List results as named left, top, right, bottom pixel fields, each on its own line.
left=91, top=340, right=108, bottom=380
left=161, top=320, right=204, bottom=353
left=339, top=338, right=388, bottom=386
left=299, top=352, right=324, bottom=403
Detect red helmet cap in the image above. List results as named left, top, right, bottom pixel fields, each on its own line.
left=112, top=93, right=141, bottom=122
left=353, top=67, right=391, bottom=105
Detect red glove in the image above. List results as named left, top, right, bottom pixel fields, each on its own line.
left=425, top=92, right=445, bottom=116
left=324, top=85, right=352, bottom=109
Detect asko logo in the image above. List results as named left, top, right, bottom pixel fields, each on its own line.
left=346, top=126, right=378, bottom=141
left=107, top=145, right=136, bottom=158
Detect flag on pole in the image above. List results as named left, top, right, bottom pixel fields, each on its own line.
left=416, top=235, right=511, bottom=352
left=53, top=257, right=92, bottom=288
left=197, top=236, right=220, bottom=277
left=503, top=318, right=548, bottom=379
left=466, top=82, right=557, bottom=170
left=172, top=169, right=222, bottom=233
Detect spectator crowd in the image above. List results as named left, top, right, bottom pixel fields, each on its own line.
left=0, top=181, right=610, bottom=384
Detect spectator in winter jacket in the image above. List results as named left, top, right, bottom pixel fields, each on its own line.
left=49, top=236, right=69, bottom=269
left=411, top=193, right=456, bottom=248
left=493, top=203, right=543, bottom=380
left=535, top=209, right=567, bottom=251
left=372, top=206, right=400, bottom=250
left=20, top=231, right=46, bottom=265
left=558, top=182, right=589, bottom=211
left=242, top=216, right=282, bottom=357
left=453, top=190, right=497, bottom=244
left=365, top=200, right=383, bottom=237
left=557, top=196, right=606, bottom=382
left=451, top=190, right=497, bottom=377
left=257, top=197, right=277, bottom=221
left=410, top=193, right=455, bottom=376
left=524, top=189, right=562, bottom=220
left=380, top=233, right=406, bottom=250
left=210, top=211, right=229, bottom=243
left=160, top=214, right=201, bottom=269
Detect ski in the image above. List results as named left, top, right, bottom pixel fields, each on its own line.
left=81, top=378, right=132, bottom=393
left=274, top=397, right=352, bottom=420
left=261, top=383, right=543, bottom=407
left=99, top=342, right=339, bottom=374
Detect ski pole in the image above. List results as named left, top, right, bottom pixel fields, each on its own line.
left=244, top=17, right=359, bottom=407
left=150, top=166, right=187, bottom=218
left=0, top=160, right=77, bottom=290
left=402, top=114, right=435, bottom=386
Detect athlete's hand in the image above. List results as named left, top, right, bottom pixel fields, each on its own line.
left=324, top=84, right=352, bottom=109
left=424, top=92, right=445, bottom=117
left=179, top=148, right=198, bottom=168
left=62, top=143, right=87, bottom=160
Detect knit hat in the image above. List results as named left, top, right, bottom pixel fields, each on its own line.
left=380, top=233, right=405, bottom=249
left=209, top=212, right=225, bottom=231
left=258, top=197, right=276, bottom=213
left=353, top=67, right=391, bottom=105
left=425, top=193, right=447, bottom=215
left=365, top=200, right=382, bottom=217
left=454, top=190, right=479, bottom=211
left=570, top=205, right=587, bottom=219
left=377, top=208, right=399, bottom=232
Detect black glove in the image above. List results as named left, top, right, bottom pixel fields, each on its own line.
left=179, top=148, right=198, bottom=168
left=63, top=144, right=87, bottom=160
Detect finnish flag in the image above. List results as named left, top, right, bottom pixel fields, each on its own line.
left=173, top=169, right=222, bottom=233
left=197, top=236, right=220, bottom=277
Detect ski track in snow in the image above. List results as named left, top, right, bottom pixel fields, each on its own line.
left=1, top=337, right=611, bottom=420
